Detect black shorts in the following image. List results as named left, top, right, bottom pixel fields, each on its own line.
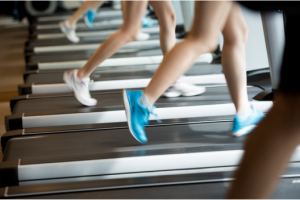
left=239, top=2, right=300, bottom=93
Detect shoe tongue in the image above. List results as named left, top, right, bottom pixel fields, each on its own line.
left=65, top=21, right=76, bottom=30
left=75, top=75, right=90, bottom=84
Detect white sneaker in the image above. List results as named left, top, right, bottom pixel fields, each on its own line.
left=135, top=31, right=150, bottom=41
left=59, top=20, right=80, bottom=43
left=63, top=69, right=97, bottom=106
left=163, top=81, right=206, bottom=98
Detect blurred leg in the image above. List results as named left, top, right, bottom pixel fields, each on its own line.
left=77, top=1, right=148, bottom=78
left=227, top=93, right=300, bottom=198
left=149, top=1, right=176, bottom=54
left=69, top=1, right=104, bottom=26
left=227, top=11, right=300, bottom=199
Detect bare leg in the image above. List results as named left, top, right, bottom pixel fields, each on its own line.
left=68, top=1, right=104, bottom=26
left=227, top=93, right=300, bottom=198
left=77, top=1, right=148, bottom=78
left=149, top=1, right=176, bottom=54
left=143, top=1, right=233, bottom=104
left=221, top=3, right=250, bottom=113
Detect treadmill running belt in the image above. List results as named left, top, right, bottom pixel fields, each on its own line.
left=24, top=64, right=222, bottom=85
left=12, top=87, right=262, bottom=114
left=4, top=121, right=242, bottom=161
left=27, top=48, right=163, bottom=63
left=30, top=19, right=125, bottom=34
left=25, top=34, right=160, bottom=53
left=31, top=14, right=122, bottom=26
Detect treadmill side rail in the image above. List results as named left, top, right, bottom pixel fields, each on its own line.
left=0, top=160, right=19, bottom=187
left=5, top=114, right=23, bottom=132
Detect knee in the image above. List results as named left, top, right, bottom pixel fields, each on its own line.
left=120, top=26, right=139, bottom=42
left=187, top=34, right=219, bottom=54
left=223, top=23, right=248, bottom=46
left=160, top=12, right=176, bottom=32
left=169, top=12, right=176, bottom=29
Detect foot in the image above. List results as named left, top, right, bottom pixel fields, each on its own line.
left=135, top=31, right=150, bottom=41
left=232, top=106, right=265, bottom=137
left=142, top=16, right=155, bottom=27
left=59, top=20, right=79, bottom=43
left=84, top=10, right=96, bottom=28
left=163, top=81, right=206, bottom=98
left=63, top=69, right=97, bottom=106
left=123, top=89, right=161, bottom=143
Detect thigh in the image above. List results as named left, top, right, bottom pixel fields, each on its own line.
left=189, top=1, right=233, bottom=40
left=121, top=1, right=148, bottom=31
left=149, top=1, right=175, bottom=25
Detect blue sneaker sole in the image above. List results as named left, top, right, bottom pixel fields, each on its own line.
left=122, top=89, right=145, bottom=143
left=232, top=125, right=256, bottom=137
left=84, top=16, right=93, bottom=29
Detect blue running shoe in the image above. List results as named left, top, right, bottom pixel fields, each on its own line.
left=232, top=106, right=265, bottom=137
left=84, top=10, right=96, bottom=28
left=142, top=16, right=155, bottom=27
left=123, top=89, right=160, bottom=143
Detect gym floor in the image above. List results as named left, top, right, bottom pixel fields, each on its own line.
left=0, top=16, right=28, bottom=160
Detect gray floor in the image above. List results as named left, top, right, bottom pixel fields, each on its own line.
left=0, top=16, right=28, bottom=160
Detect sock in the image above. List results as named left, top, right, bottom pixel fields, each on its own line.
left=138, top=92, right=153, bottom=111
left=237, top=106, right=253, bottom=121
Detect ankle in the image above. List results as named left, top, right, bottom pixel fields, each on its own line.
left=143, top=90, right=156, bottom=105
left=236, top=101, right=251, bottom=114
left=139, top=92, right=154, bottom=111
left=76, top=70, right=89, bottom=79
left=67, top=19, right=75, bottom=27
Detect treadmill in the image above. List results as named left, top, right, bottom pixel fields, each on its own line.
left=30, top=17, right=158, bottom=35
left=0, top=10, right=296, bottom=199
left=5, top=85, right=273, bottom=131
left=26, top=42, right=164, bottom=65
left=24, top=25, right=185, bottom=57
left=30, top=9, right=123, bottom=26
left=1, top=116, right=300, bottom=187
left=2, top=67, right=273, bottom=149
left=0, top=163, right=299, bottom=199
left=19, top=63, right=225, bottom=95
left=29, top=25, right=160, bottom=41
left=30, top=18, right=125, bottom=34
left=0, top=162, right=299, bottom=198
left=25, top=51, right=213, bottom=71
left=0, top=7, right=290, bottom=198
left=25, top=34, right=160, bottom=55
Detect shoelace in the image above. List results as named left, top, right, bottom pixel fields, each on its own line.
left=149, top=106, right=162, bottom=123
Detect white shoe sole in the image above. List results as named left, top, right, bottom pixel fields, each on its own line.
left=63, top=72, right=97, bottom=107
left=182, top=88, right=206, bottom=97
left=122, top=90, right=142, bottom=143
left=232, top=125, right=256, bottom=137
left=163, top=88, right=206, bottom=98
left=135, top=33, right=150, bottom=41
left=163, top=91, right=181, bottom=98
